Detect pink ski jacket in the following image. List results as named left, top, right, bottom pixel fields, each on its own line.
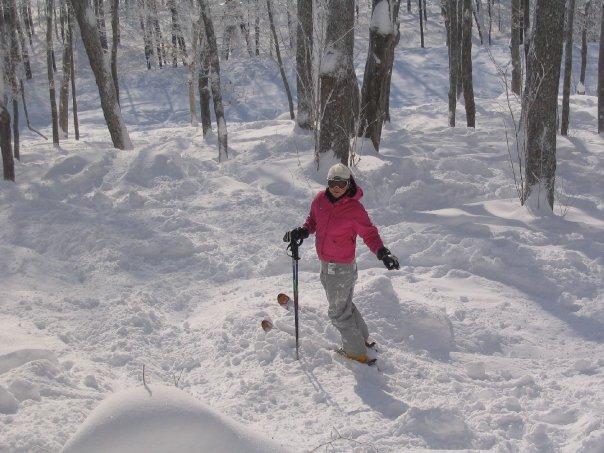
left=303, top=186, right=384, bottom=264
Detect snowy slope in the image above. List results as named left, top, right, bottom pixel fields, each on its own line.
left=1, top=3, right=603, bottom=452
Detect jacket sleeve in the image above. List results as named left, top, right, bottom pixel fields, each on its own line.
left=302, top=197, right=317, bottom=234
left=354, top=202, right=384, bottom=254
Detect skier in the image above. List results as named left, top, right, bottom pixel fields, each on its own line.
left=284, top=163, right=399, bottom=364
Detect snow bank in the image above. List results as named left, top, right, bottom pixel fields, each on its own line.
left=62, top=385, right=286, bottom=453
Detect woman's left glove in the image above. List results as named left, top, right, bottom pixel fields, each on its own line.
left=377, top=247, right=400, bottom=270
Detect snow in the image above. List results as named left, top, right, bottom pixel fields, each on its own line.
left=1, top=2, right=603, bottom=452
left=370, top=0, right=394, bottom=35
left=61, top=385, right=286, bottom=453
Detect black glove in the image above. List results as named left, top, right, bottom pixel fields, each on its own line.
left=377, top=247, right=400, bottom=270
left=283, top=227, right=309, bottom=243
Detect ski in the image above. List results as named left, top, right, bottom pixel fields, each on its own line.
left=333, top=347, right=378, bottom=368
left=277, top=293, right=292, bottom=310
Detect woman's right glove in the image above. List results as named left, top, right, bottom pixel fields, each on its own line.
left=283, top=227, right=309, bottom=243
left=377, top=247, right=400, bottom=270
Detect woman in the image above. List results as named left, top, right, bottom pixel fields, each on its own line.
left=285, top=163, right=399, bottom=364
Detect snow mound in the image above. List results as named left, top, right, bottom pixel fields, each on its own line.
left=357, top=275, right=454, bottom=358
left=61, top=385, right=287, bottom=453
left=401, top=406, right=472, bottom=449
left=0, top=349, right=59, bottom=374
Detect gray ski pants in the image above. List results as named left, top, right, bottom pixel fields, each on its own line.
left=320, top=261, right=369, bottom=357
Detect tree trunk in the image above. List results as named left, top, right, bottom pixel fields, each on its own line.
left=0, top=106, right=15, bottom=181
left=169, top=0, right=187, bottom=66
left=47, top=0, right=60, bottom=145
left=140, top=0, right=153, bottom=69
left=578, top=1, right=591, bottom=94
left=599, top=1, right=604, bottom=133
left=487, top=0, right=492, bottom=45
left=198, top=0, right=228, bottom=161
left=448, top=0, right=459, bottom=126
left=188, top=24, right=199, bottom=126
left=69, top=0, right=132, bottom=149
left=198, top=35, right=212, bottom=136
left=462, top=0, right=475, bottom=127
left=560, top=0, right=575, bottom=136
left=267, top=0, right=295, bottom=120
left=418, top=0, right=424, bottom=47
left=22, top=1, right=34, bottom=46
left=407, top=0, right=411, bottom=12
left=9, top=0, right=33, bottom=80
left=473, top=9, right=483, bottom=44
left=68, top=7, right=79, bottom=140
left=59, top=1, right=71, bottom=138
left=510, top=0, right=521, bottom=95
left=96, top=0, right=108, bottom=50
left=12, top=99, right=19, bottom=161
left=359, top=0, right=401, bottom=151
left=318, top=0, right=359, bottom=164
left=151, top=0, right=166, bottom=67
left=521, top=0, right=565, bottom=209
left=522, top=0, right=529, bottom=61
left=255, top=12, right=260, bottom=55
left=296, top=0, right=313, bottom=128
left=111, top=0, right=120, bottom=104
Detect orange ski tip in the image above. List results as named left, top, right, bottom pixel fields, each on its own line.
left=261, top=319, right=273, bottom=332
left=277, top=293, right=290, bottom=306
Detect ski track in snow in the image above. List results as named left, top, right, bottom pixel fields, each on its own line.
left=1, top=7, right=604, bottom=453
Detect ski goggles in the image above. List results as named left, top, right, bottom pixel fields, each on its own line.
left=328, top=179, right=349, bottom=189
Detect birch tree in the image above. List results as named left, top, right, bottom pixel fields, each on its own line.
left=520, top=0, right=565, bottom=209
left=69, top=0, right=132, bottom=149
left=359, top=0, right=401, bottom=151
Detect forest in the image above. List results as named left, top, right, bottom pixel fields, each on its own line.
left=0, top=0, right=603, bottom=451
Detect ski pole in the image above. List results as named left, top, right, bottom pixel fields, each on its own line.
left=284, top=233, right=303, bottom=360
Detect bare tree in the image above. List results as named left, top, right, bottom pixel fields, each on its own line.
left=169, top=0, right=187, bottom=67
left=510, top=0, right=522, bottom=95
left=578, top=0, right=591, bottom=94
left=359, top=0, right=401, bottom=151
left=187, top=20, right=199, bottom=126
left=447, top=0, right=459, bottom=126
left=59, top=0, right=71, bottom=137
left=198, top=29, right=212, bottom=136
left=69, top=0, right=132, bottom=149
left=599, top=0, right=604, bottom=133
left=198, top=0, right=228, bottom=161
left=1, top=4, right=16, bottom=179
left=561, top=0, right=576, bottom=136
left=418, top=0, right=425, bottom=47
left=296, top=0, right=313, bottom=129
left=94, top=0, right=108, bottom=50
left=68, top=7, right=79, bottom=139
left=318, top=0, right=359, bottom=164
left=110, top=0, right=119, bottom=103
left=461, top=0, right=475, bottom=127
left=520, top=0, right=565, bottom=209
left=47, top=0, right=60, bottom=145
left=487, top=0, right=492, bottom=45
left=267, top=0, right=295, bottom=120
left=522, top=0, right=529, bottom=60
